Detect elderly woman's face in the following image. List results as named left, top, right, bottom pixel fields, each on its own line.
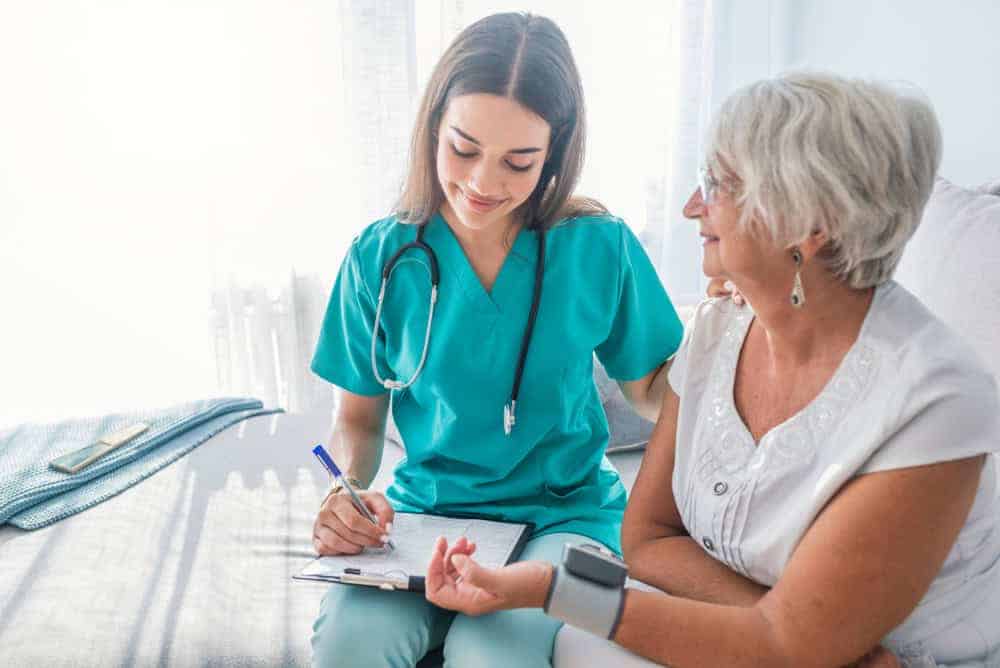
left=683, top=169, right=785, bottom=283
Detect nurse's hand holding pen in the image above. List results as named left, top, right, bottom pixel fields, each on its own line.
left=313, top=491, right=395, bottom=556
left=311, top=442, right=395, bottom=556
left=313, top=484, right=394, bottom=555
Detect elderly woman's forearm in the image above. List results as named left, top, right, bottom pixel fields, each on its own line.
left=628, top=536, right=769, bottom=607
left=612, top=589, right=801, bottom=668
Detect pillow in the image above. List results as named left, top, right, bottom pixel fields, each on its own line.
left=594, top=357, right=655, bottom=453
left=894, top=177, right=1000, bottom=384
left=976, top=178, right=1000, bottom=196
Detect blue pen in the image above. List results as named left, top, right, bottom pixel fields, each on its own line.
left=312, top=444, right=395, bottom=551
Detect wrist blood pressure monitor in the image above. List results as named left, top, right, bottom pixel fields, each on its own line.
left=543, top=543, right=628, bottom=639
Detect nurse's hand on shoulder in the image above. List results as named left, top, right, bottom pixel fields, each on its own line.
left=706, top=276, right=744, bottom=305
left=312, top=489, right=394, bottom=555
left=425, top=536, right=551, bottom=615
left=842, top=646, right=901, bottom=668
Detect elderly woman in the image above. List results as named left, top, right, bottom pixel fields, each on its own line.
left=422, top=72, right=1000, bottom=667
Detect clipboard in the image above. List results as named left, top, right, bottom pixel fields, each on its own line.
left=293, top=511, right=533, bottom=592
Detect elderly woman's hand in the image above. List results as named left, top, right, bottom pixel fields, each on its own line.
left=424, top=536, right=552, bottom=615
left=706, top=277, right=745, bottom=305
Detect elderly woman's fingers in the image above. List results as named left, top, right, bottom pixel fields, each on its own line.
left=428, top=537, right=450, bottom=580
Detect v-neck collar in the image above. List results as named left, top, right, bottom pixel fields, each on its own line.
left=423, top=212, right=538, bottom=313
left=726, top=282, right=887, bottom=448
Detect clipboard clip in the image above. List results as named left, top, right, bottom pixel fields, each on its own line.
left=341, top=568, right=424, bottom=592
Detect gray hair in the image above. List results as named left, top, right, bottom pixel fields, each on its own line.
left=707, top=71, right=942, bottom=289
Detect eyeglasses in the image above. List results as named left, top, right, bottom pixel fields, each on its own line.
left=697, top=166, right=734, bottom=205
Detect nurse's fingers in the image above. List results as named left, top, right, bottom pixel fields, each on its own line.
left=316, top=502, right=383, bottom=549
left=328, top=495, right=388, bottom=546
left=706, top=276, right=731, bottom=298
left=313, top=525, right=364, bottom=556
left=362, top=491, right=395, bottom=530
left=313, top=509, right=370, bottom=553
left=857, top=647, right=901, bottom=668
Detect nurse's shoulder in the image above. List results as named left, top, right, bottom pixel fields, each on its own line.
left=342, top=214, right=420, bottom=294
left=547, top=212, right=639, bottom=274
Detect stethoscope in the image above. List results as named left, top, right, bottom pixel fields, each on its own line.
left=370, top=222, right=546, bottom=436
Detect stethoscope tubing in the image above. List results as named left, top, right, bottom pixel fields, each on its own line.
left=371, top=221, right=545, bottom=436
left=370, top=226, right=439, bottom=391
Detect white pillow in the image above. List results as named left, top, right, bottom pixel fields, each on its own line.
left=977, top=178, right=1000, bottom=196
left=894, top=178, right=1000, bottom=384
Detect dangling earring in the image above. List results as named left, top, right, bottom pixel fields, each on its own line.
left=790, top=247, right=805, bottom=308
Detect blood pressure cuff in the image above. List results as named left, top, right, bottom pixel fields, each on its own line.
left=543, top=544, right=627, bottom=639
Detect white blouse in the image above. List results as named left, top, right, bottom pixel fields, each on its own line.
left=667, top=281, right=1000, bottom=665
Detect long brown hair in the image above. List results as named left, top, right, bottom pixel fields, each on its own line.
left=396, top=12, right=606, bottom=230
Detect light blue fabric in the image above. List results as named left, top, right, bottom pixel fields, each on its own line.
left=0, top=398, right=280, bottom=529
left=311, top=531, right=590, bottom=668
left=312, top=213, right=684, bottom=553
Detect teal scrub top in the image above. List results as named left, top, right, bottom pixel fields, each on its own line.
left=311, top=212, right=683, bottom=553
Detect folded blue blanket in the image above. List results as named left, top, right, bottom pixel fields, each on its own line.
left=0, top=397, right=281, bottom=529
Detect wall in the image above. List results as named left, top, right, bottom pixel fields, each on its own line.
left=711, top=0, right=1000, bottom=187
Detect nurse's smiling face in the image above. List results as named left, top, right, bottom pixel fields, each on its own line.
left=436, top=93, right=551, bottom=233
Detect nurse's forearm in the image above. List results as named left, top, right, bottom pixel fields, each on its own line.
left=329, top=418, right=386, bottom=488
left=620, top=359, right=672, bottom=423
left=326, top=392, right=390, bottom=489
left=644, top=359, right=672, bottom=420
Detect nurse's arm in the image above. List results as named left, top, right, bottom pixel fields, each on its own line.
left=326, top=389, right=390, bottom=489
left=617, top=359, right=672, bottom=423
left=621, top=386, right=770, bottom=606
left=313, top=389, right=393, bottom=556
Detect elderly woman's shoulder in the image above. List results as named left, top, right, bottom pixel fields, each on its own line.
left=680, top=296, right=747, bottom=352
left=868, top=282, right=996, bottom=391
left=689, top=295, right=743, bottom=325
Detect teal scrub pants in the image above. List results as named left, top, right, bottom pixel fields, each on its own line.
left=311, top=532, right=587, bottom=668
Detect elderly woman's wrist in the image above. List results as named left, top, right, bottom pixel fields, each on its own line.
left=527, top=562, right=555, bottom=608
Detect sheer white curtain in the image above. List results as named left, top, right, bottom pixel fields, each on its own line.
left=0, top=0, right=714, bottom=427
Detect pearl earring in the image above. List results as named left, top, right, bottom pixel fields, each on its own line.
left=790, top=248, right=805, bottom=308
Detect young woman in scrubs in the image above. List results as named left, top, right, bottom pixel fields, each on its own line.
left=309, top=13, right=684, bottom=667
